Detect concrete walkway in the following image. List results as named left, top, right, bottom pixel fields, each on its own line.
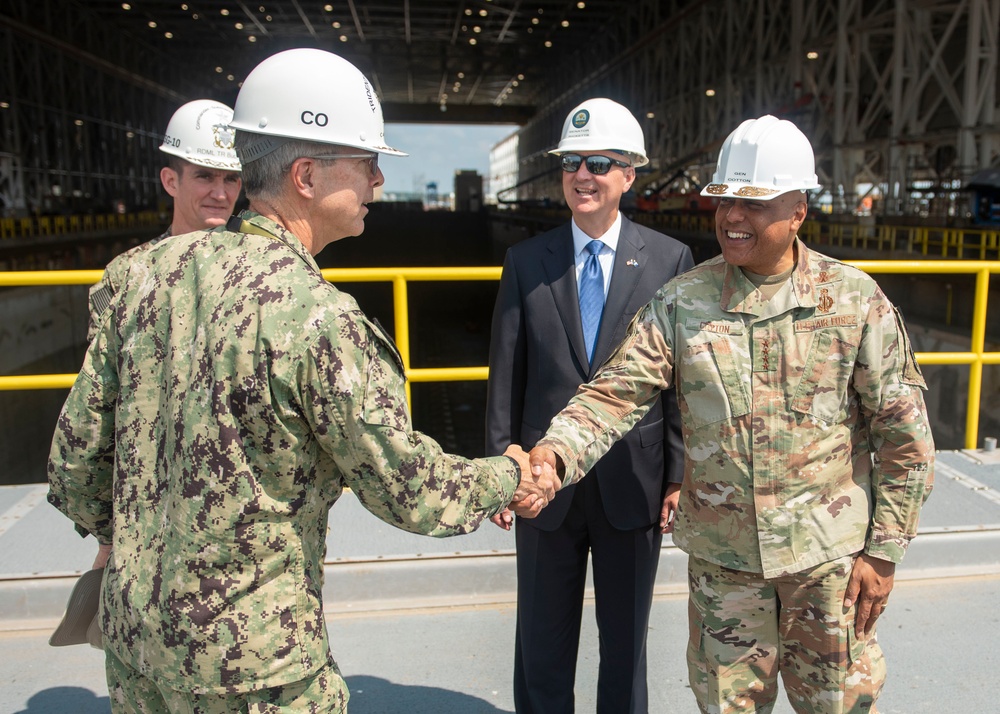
left=2, top=448, right=999, bottom=713
left=3, top=574, right=999, bottom=713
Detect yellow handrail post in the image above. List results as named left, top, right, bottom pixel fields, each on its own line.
left=965, top=269, right=990, bottom=449
left=392, top=274, right=413, bottom=406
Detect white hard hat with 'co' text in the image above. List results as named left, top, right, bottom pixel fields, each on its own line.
left=229, top=48, right=406, bottom=163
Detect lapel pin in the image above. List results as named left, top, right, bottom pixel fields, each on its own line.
left=626, top=259, right=639, bottom=267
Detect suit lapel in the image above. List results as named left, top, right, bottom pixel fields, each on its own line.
left=542, top=225, right=591, bottom=372
left=591, top=217, right=645, bottom=376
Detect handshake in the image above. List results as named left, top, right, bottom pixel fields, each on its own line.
left=495, top=445, right=561, bottom=531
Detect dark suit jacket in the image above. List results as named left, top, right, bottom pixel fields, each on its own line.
left=486, top=216, right=694, bottom=531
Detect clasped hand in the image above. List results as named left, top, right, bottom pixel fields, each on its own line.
left=494, top=445, right=562, bottom=529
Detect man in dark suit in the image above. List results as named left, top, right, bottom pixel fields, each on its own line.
left=486, top=98, right=694, bottom=714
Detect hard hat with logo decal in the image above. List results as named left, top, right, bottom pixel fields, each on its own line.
left=701, top=115, right=821, bottom=200
left=159, top=99, right=241, bottom=172
left=548, top=98, right=648, bottom=167
left=229, top=48, right=406, bottom=163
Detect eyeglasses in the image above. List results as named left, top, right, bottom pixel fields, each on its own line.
left=560, top=153, right=632, bottom=175
left=307, top=153, right=380, bottom=177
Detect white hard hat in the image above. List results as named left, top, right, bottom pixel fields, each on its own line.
left=159, top=99, right=241, bottom=171
left=229, top=48, right=406, bottom=163
left=701, top=115, right=820, bottom=200
left=548, top=98, right=648, bottom=167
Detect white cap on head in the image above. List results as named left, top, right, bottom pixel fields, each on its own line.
left=701, top=115, right=820, bottom=200
left=548, top=98, right=648, bottom=167
left=160, top=99, right=240, bottom=171
left=229, top=48, right=406, bottom=163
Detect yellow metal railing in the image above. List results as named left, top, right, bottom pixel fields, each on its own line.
left=644, top=213, right=1000, bottom=260
left=1, top=262, right=998, bottom=448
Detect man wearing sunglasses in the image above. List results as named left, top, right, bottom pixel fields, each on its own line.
left=487, top=97, right=694, bottom=713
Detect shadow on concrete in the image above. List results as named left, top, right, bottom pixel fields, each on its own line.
left=12, top=687, right=110, bottom=713
left=345, top=674, right=512, bottom=714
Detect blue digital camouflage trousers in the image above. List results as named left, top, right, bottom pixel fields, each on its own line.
left=687, top=554, right=886, bottom=713
left=105, top=646, right=349, bottom=714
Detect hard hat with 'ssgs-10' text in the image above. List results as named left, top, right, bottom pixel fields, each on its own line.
left=701, top=115, right=821, bottom=200
left=159, top=99, right=241, bottom=172
left=229, top=48, right=407, bottom=163
left=549, top=98, right=649, bottom=167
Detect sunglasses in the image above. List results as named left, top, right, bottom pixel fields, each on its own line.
left=560, top=153, right=632, bottom=175
left=308, top=153, right=380, bottom=177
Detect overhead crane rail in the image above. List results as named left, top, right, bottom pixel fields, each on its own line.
left=1, top=261, right=999, bottom=450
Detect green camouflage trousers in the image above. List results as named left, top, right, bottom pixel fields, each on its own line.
left=105, top=647, right=349, bottom=714
left=687, top=554, right=886, bottom=714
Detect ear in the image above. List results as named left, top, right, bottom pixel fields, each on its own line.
left=288, top=157, right=317, bottom=199
left=789, top=199, right=808, bottom=233
left=623, top=166, right=636, bottom=193
left=160, top=166, right=179, bottom=197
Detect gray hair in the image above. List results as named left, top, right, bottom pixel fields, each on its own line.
left=234, top=133, right=336, bottom=201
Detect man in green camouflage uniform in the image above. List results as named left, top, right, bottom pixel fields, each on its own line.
left=527, top=116, right=934, bottom=713
left=49, top=49, right=549, bottom=714
left=87, top=99, right=242, bottom=344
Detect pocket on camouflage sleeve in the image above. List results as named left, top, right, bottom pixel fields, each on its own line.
left=359, top=318, right=410, bottom=431
left=900, top=465, right=932, bottom=532
left=892, top=306, right=926, bottom=388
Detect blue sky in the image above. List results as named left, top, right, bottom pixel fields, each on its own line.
left=379, top=123, right=518, bottom=195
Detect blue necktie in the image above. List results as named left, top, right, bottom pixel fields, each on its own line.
left=579, top=239, right=605, bottom=363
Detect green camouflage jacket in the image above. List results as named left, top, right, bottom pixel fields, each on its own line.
left=48, top=211, right=519, bottom=694
left=537, top=240, right=934, bottom=577
left=87, top=227, right=170, bottom=342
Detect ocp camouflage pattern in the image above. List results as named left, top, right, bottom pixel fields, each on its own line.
left=687, top=554, right=885, bottom=713
left=49, top=211, right=519, bottom=694
left=538, top=240, right=934, bottom=577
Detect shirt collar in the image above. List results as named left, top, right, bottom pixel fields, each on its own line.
left=236, top=210, right=324, bottom=275
left=571, top=212, right=623, bottom=257
left=721, top=237, right=823, bottom=314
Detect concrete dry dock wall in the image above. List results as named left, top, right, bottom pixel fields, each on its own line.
left=0, top=286, right=88, bottom=483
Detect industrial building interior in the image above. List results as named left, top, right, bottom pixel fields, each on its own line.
left=1, top=4, right=999, bottom=713
left=2, top=0, right=997, bottom=221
